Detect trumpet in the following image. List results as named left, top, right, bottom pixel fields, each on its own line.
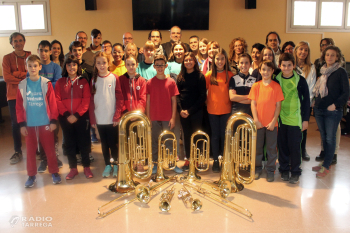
left=178, top=185, right=202, bottom=211
left=159, top=186, right=176, bottom=212
left=135, top=175, right=178, bottom=204
left=216, top=112, right=257, bottom=193
left=153, top=130, right=177, bottom=182
left=184, top=131, right=210, bottom=181
left=179, top=178, right=252, bottom=218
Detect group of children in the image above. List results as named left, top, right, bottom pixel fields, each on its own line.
left=15, top=34, right=315, bottom=188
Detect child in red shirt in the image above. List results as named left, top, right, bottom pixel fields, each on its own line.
left=146, top=54, right=182, bottom=174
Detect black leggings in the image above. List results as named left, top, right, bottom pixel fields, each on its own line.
left=180, top=110, right=203, bottom=158
left=59, top=113, right=91, bottom=168
left=97, top=124, right=118, bottom=165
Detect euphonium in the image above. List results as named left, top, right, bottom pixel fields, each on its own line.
left=153, top=130, right=177, bottom=182
left=184, top=130, right=210, bottom=181
left=178, top=185, right=202, bottom=211
left=159, top=186, right=176, bottom=212
left=109, top=110, right=153, bottom=193
left=217, top=112, right=257, bottom=193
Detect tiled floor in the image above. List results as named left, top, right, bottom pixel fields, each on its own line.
left=0, top=108, right=349, bottom=233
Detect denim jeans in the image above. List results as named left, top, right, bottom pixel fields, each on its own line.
left=208, top=113, right=231, bottom=160
left=314, top=108, right=343, bottom=169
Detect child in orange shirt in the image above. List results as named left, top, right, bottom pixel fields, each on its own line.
left=248, top=60, right=284, bottom=182
left=205, top=48, right=234, bottom=172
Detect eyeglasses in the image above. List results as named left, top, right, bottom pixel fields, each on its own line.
left=321, top=43, right=331, bottom=47
left=154, top=64, right=166, bottom=68
left=123, top=37, right=133, bottom=40
left=284, top=48, right=294, bottom=52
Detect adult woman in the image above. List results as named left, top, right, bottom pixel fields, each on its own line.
left=201, top=41, right=220, bottom=75
left=314, top=38, right=344, bottom=164
left=177, top=52, right=206, bottom=170
left=50, top=40, right=64, bottom=68
left=314, top=38, right=335, bottom=79
left=282, top=41, right=295, bottom=54
left=249, top=43, right=265, bottom=74
left=312, top=46, right=349, bottom=177
left=228, top=37, right=248, bottom=74
left=196, top=38, right=209, bottom=66
left=294, top=41, right=316, bottom=161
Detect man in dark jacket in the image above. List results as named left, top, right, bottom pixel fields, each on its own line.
left=161, top=26, right=190, bottom=60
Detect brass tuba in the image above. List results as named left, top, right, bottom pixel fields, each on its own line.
left=109, top=110, right=153, bottom=193
left=152, top=130, right=177, bottom=182
left=184, top=130, right=210, bottom=181
left=216, top=112, right=257, bottom=193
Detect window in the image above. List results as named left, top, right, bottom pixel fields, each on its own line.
left=287, top=0, right=350, bottom=32
left=0, top=0, right=51, bottom=37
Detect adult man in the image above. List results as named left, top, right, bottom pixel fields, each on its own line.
left=65, top=31, right=95, bottom=66
left=2, top=32, right=31, bottom=164
left=189, top=35, right=199, bottom=55
left=148, top=29, right=164, bottom=56
left=122, top=32, right=143, bottom=63
left=161, top=26, right=190, bottom=60
left=266, top=31, right=282, bottom=64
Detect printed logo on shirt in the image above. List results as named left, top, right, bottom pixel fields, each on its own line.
left=27, top=91, right=31, bottom=96
left=80, top=85, right=83, bottom=89
left=246, top=77, right=256, bottom=87
left=27, top=92, right=44, bottom=107
left=136, top=86, right=140, bottom=90
left=45, top=126, right=50, bottom=131
left=108, top=84, right=112, bottom=88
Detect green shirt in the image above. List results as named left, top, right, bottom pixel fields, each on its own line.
left=276, top=71, right=302, bottom=129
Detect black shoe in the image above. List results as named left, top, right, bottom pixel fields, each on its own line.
left=302, top=150, right=310, bottom=161
left=255, top=171, right=262, bottom=180
left=38, top=160, right=48, bottom=173
left=315, top=151, right=325, bottom=162
left=212, top=160, right=220, bottom=173
left=289, top=174, right=299, bottom=184
left=331, top=154, right=337, bottom=165
left=281, top=171, right=290, bottom=181
left=266, top=172, right=275, bottom=182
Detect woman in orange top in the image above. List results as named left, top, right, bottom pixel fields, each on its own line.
left=205, top=48, right=233, bottom=172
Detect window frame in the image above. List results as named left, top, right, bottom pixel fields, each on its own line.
left=287, top=0, right=350, bottom=32
left=0, top=0, right=51, bottom=37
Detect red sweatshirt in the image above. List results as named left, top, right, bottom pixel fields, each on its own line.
left=16, top=77, right=58, bottom=127
left=2, top=51, right=31, bottom=100
left=119, top=73, right=147, bottom=113
left=55, top=76, right=91, bottom=118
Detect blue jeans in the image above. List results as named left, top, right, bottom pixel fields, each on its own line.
left=314, top=108, right=343, bottom=169
left=208, top=113, right=231, bottom=160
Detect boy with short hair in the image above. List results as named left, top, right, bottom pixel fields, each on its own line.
left=146, top=54, right=182, bottom=174
left=35, top=40, right=63, bottom=172
left=276, top=53, right=310, bottom=184
left=248, top=60, right=284, bottom=182
left=87, top=29, right=102, bottom=53
left=137, top=41, right=170, bottom=81
left=229, top=53, right=256, bottom=116
left=16, top=55, right=61, bottom=187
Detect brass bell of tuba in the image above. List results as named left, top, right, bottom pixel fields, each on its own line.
left=109, top=110, right=153, bottom=193
left=216, top=112, right=257, bottom=193
left=152, top=130, right=177, bottom=182
left=184, top=130, right=210, bottom=181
